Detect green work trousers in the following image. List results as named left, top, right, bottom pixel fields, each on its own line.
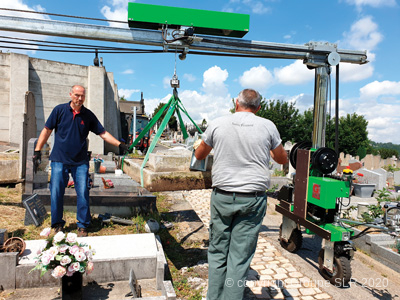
left=207, top=189, right=267, bottom=300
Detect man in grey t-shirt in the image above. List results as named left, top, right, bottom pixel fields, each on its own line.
left=195, top=88, right=287, bottom=300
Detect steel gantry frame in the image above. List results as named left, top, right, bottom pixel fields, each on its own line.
left=0, top=13, right=368, bottom=174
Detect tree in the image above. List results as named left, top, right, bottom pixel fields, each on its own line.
left=291, top=108, right=313, bottom=144
left=256, top=99, right=300, bottom=145
left=338, top=113, right=369, bottom=156
left=152, top=102, right=177, bottom=130
left=119, top=95, right=127, bottom=101
left=356, top=146, right=367, bottom=160
left=378, top=148, right=399, bottom=159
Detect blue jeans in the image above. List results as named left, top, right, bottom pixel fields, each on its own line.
left=50, top=161, right=91, bottom=229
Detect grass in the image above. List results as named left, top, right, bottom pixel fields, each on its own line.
left=0, top=185, right=206, bottom=300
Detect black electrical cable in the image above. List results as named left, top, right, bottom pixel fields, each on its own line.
left=335, top=64, right=339, bottom=155
left=0, top=45, right=162, bottom=53
left=0, top=35, right=135, bottom=50
left=0, top=38, right=160, bottom=52
left=0, top=7, right=127, bottom=24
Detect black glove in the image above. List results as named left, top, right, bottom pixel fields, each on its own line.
left=119, top=143, right=130, bottom=155
left=33, top=150, right=41, bottom=173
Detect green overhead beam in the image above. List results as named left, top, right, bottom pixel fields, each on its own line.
left=128, top=3, right=249, bottom=38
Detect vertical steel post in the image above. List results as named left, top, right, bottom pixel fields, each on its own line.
left=312, top=66, right=330, bottom=149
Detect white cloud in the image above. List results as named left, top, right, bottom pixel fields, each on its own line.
left=0, top=0, right=51, bottom=54
left=274, top=60, right=314, bottom=85
left=338, top=16, right=382, bottom=82
left=122, top=69, right=134, bottom=74
left=239, top=65, right=273, bottom=90
left=250, top=2, right=270, bottom=14
left=118, top=88, right=140, bottom=99
left=100, top=0, right=130, bottom=28
left=163, top=76, right=171, bottom=89
left=342, top=16, right=383, bottom=51
left=360, top=80, right=400, bottom=99
left=223, top=0, right=271, bottom=15
left=183, top=74, right=196, bottom=82
left=338, top=62, right=374, bottom=82
left=202, top=66, right=229, bottom=96
left=144, top=66, right=232, bottom=124
left=344, top=0, right=396, bottom=9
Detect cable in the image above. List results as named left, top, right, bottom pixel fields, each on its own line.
left=0, top=35, right=134, bottom=50
left=0, top=7, right=127, bottom=24
left=0, top=45, right=162, bottom=53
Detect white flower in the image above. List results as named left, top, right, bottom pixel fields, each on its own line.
left=66, top=232, right=77, bottom=244
left=68, top=262, right=80, bottom=272
left=53, top=231, right=65, bottom=243
left=47, top=246, right=59, bottom=257
left=51, top=266, right=66, bottom=279
left=58, top=244, right=69, bottom=254
left=69, top=245, right=80, bottom=255
left=41, top=254, right=52, bottom=266
left=60, top=255, right=72, bottom=266
left=40, top=228, right=51, bottom=237
left=74, top=251, right=86, bottom=262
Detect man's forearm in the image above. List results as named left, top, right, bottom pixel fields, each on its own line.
left=35, top=128, right=52, bottom=151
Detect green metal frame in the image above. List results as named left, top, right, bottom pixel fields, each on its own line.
left=121, top=89, right=203, bottom=186
left=128, top=3, right=250, bottom=38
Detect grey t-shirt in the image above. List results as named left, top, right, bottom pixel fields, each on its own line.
left=203, top=112, right=282, bottom=192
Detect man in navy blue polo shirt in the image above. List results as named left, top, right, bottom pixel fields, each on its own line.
left=33, top=85, right=129, bottom=237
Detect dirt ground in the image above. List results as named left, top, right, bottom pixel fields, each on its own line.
left=0, top=186, right=209, bottom=300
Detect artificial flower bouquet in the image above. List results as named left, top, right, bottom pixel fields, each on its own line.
left=31, top=228, right=95, bottom=279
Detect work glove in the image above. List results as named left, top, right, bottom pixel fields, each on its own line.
left=119, top=143, right=130, bottom=155
left=33, top=150, right=41, bottom=173
left=193, top=139, right=202, bottom=150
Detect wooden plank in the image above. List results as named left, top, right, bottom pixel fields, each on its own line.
left=293, top=149, right=310, bottom=218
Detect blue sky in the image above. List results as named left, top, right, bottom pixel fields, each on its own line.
left=1, top=0, right=400, bottom=144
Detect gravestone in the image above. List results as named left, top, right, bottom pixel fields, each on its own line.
left=374, top=168, right=388, bottom=187
left=357, top=168, right=385, bottom=191
left=22, top=193, right=47, bottom=226
left=394, top=171, right=400, bottom=186
left=0, top=228, right=7, bottom=246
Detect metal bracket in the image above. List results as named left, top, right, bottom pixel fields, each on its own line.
left=162, top=26, right=193, bottom=52
left=281, top=215, right=297, bottom=242
left=323, top=240, right=335, bottom=272
left=303, top=41, right=341, bottom=68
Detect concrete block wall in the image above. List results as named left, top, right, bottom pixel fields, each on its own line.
left=0, top=52, right=123, bottom=181
left=0, top=53, right=11, bottom=143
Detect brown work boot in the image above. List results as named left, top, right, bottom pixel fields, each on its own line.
left=77, top=227, right=88, bottom=237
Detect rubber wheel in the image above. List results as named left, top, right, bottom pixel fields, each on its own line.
left=318, top=249, right=352, bottom=287
left=279, top=225, right=303, bottom=253
left=289, top=141, right=312, bottom=169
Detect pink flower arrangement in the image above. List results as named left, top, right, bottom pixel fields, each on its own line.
left=31, top=228, right=95, bottom=278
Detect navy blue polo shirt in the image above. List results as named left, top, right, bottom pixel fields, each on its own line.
left=45, top=102, right=105, bottom=165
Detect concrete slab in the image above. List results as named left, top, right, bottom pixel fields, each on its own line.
left=123, top=158, right=212, bottom=192
left=19, top=233, right=157, bottom=264
left=15, top=234, right=160, bottom=288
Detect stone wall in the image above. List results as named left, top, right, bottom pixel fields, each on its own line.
left=0, top=52, right=122, bottom=181
left=339, top=152, right=400, bottom=170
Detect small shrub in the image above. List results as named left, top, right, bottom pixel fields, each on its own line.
left=374, top=188, right=392, bottom=204
left=272, top=169, right=286, bottom=177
